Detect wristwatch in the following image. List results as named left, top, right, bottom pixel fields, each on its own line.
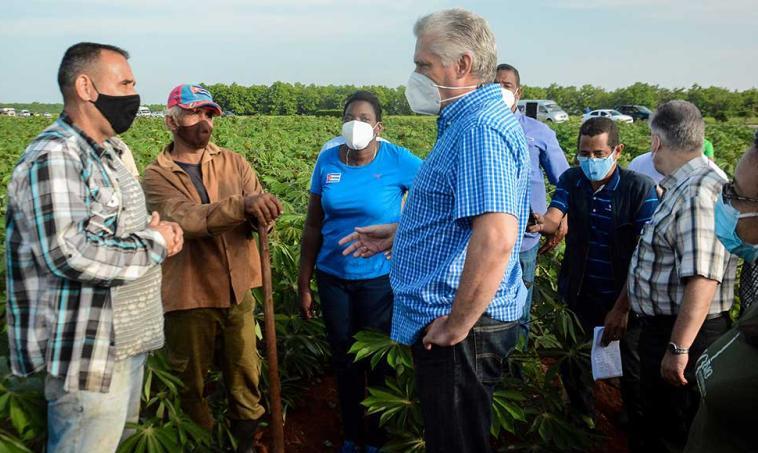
left=667, top=341, right=689, bottom=355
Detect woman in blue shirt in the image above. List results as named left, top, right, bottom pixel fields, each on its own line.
left=298, top=91, right=422, bottom=453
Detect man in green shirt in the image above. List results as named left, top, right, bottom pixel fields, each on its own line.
left=703, top=138, right=714, bottom=160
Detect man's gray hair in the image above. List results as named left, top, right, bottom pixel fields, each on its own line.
left=414, top=9, right=497, bottom=82
left=650, top=100, right=705, bottom=153
left=165, top=106, right=185, bottom=129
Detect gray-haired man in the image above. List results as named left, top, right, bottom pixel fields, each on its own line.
left=604, top=100, right=737, bottom=451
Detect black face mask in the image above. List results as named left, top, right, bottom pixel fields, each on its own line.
left=89, top=82, right=140, bottom=134
left=177, top=120, right=213, bottom=149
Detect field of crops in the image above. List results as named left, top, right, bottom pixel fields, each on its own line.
left=0, top=115, right=754, bottom=452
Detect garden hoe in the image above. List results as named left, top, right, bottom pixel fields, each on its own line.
left=259, top=227, right=285, bottom=453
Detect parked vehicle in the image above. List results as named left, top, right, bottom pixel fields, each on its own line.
left=0, top=107, right=16, bottom=116
left=582, top=109, right=634, bottom=124
left=615, top=105, right=651, bottom=122
left=19, top=110, right=31, bottom=117
left=137, top=106, right=151, bottom=117
left=42, top=112, right=53, bottom=118
left=517, top=100, right=569, bottom=123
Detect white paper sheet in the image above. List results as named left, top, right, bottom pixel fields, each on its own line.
left=591, top=326, right=623, bottom=381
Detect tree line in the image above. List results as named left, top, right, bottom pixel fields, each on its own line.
left=202, top=81, right=757, bottom=120
left=3, top=82, right=755, bottom=120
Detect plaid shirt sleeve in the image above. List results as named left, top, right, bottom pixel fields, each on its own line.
left=674, top=187, right=729, bottom=283
left=453, top=126, right=524, bottom=220
left=25, top=145, right=166, bottom=285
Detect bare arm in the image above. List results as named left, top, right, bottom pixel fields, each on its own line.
left=602, top=278, right=630, bottom=345
left=661, top=276, right=719, bottom=386
left=297, top=194, right=324, bottom=318
left=423, top=213, right=518, bottom=347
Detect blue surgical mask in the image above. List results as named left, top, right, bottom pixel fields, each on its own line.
left=714, top=193, right=758, bottom=263
left=577, top=153, right=616, bottom=181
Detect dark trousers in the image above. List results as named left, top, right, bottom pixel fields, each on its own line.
left=163, top=292, right=265, bottom=431
left=316, top=270, right=393, bottom=446
left=638, top=313, right=730, bottom=452
left=412, top=316, right=521, bottom=453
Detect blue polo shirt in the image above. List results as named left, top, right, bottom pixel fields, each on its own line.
left=515, top=111, right=569, bottom=252
left=390, top=84, right=531, bottom=345
left=549, top=166, right=659, bottom=303
left=310, top=141, right=422, bottom=280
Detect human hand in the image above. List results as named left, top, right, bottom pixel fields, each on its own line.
left=148, top=212, right=183, bottom=257
left=601, top=307, right=628, bottom=346
left=526, top=213, right=545, bottom=234
left=299, top=286, right=315, bottom=320
left=161, top=221, right=184, bottom=256
left=539, top=216, right=567, bottom=254
left=245, top=193, right=283, bottom=227
left=661, top=351, right=688, bottom=386
left=421, top=316, right=468, bottom=350
left=338, top=224, right=398, bottom=258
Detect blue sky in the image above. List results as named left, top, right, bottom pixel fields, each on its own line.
left=1, top=0, right=755, bottom=103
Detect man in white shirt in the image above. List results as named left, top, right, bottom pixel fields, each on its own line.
left=628, top=151, right=727, bottom=183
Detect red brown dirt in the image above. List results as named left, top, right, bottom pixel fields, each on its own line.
left=592, top=380, right=629, bottom=453
left=262, top=373, right=628, bottom=452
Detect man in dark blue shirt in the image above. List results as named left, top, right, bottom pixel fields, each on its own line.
left=530, top=117, right=658, bottom=450
left=496, top=64, right=569, bottom=333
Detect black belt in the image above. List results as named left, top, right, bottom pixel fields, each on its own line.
left=635, top=311, right=729, bottom=326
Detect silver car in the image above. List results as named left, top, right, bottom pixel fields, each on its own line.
left=517, top=100, right=569, bottom=123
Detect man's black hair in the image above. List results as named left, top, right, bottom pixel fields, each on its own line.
left=58, top=42, right=129, bottom=94
left=343, top=90, right=382, bottom=122
left=578, top=117, right=620, bottom=148
left=495, top=63, right=520, bottom=87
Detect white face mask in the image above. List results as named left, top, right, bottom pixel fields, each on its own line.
left=501, top=88, right=515, bottom=110
left=341, top=120, right=376, bottom=150
left=404, top=72, right=478, bottom=115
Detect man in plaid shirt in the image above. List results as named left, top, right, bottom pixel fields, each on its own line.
left=603, top=100, right=737, bottom=451
left=5, top=42, right=183, bottom=452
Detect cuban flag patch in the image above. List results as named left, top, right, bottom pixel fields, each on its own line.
left=326, top=173, right=342, bottom=184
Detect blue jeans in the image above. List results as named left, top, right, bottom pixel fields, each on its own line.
left=412, top=316, right=521, bottom=453
left=518, top=244, right=539, bottom=332
left=316, top=270, right=393, bottom=446
left=45, top=353, right=146, bottom=453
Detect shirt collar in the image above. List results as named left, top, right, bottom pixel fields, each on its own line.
left=659, top=156, right=708, bottom=192
left=156, top=141, right=222, bottom=172
left=437, top=83, right=501, bottom=131
left=60, top=112, right=108, bottom=156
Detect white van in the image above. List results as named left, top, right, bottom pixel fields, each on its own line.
left=137, top=106, right=151, bottom=117
left=517, top=100, right=569, bottom=123
left=0, top=107, right=17, bottom=116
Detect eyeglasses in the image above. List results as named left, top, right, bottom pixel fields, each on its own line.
left=723, top=181, right=758, bottom=204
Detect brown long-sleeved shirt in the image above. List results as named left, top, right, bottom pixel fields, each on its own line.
left=143, top=142, right=263, bottom=312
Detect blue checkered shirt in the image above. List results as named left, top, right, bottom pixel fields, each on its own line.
left=390, top=84, right=531, bottom=344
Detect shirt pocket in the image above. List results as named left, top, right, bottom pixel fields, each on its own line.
left=86, top=186, right=121, bottom=236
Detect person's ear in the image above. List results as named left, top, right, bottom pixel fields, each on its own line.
left=165, top=114, right=177, bottom=132
left=456, top=52, right=473, bottom=79
left=651, top=134, right=661, bottom=153
left=615, top=143, right=625, bottom=158
left=74, top=74, right=97, bottom=102
left=374, top=122, right=384, bottom=136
